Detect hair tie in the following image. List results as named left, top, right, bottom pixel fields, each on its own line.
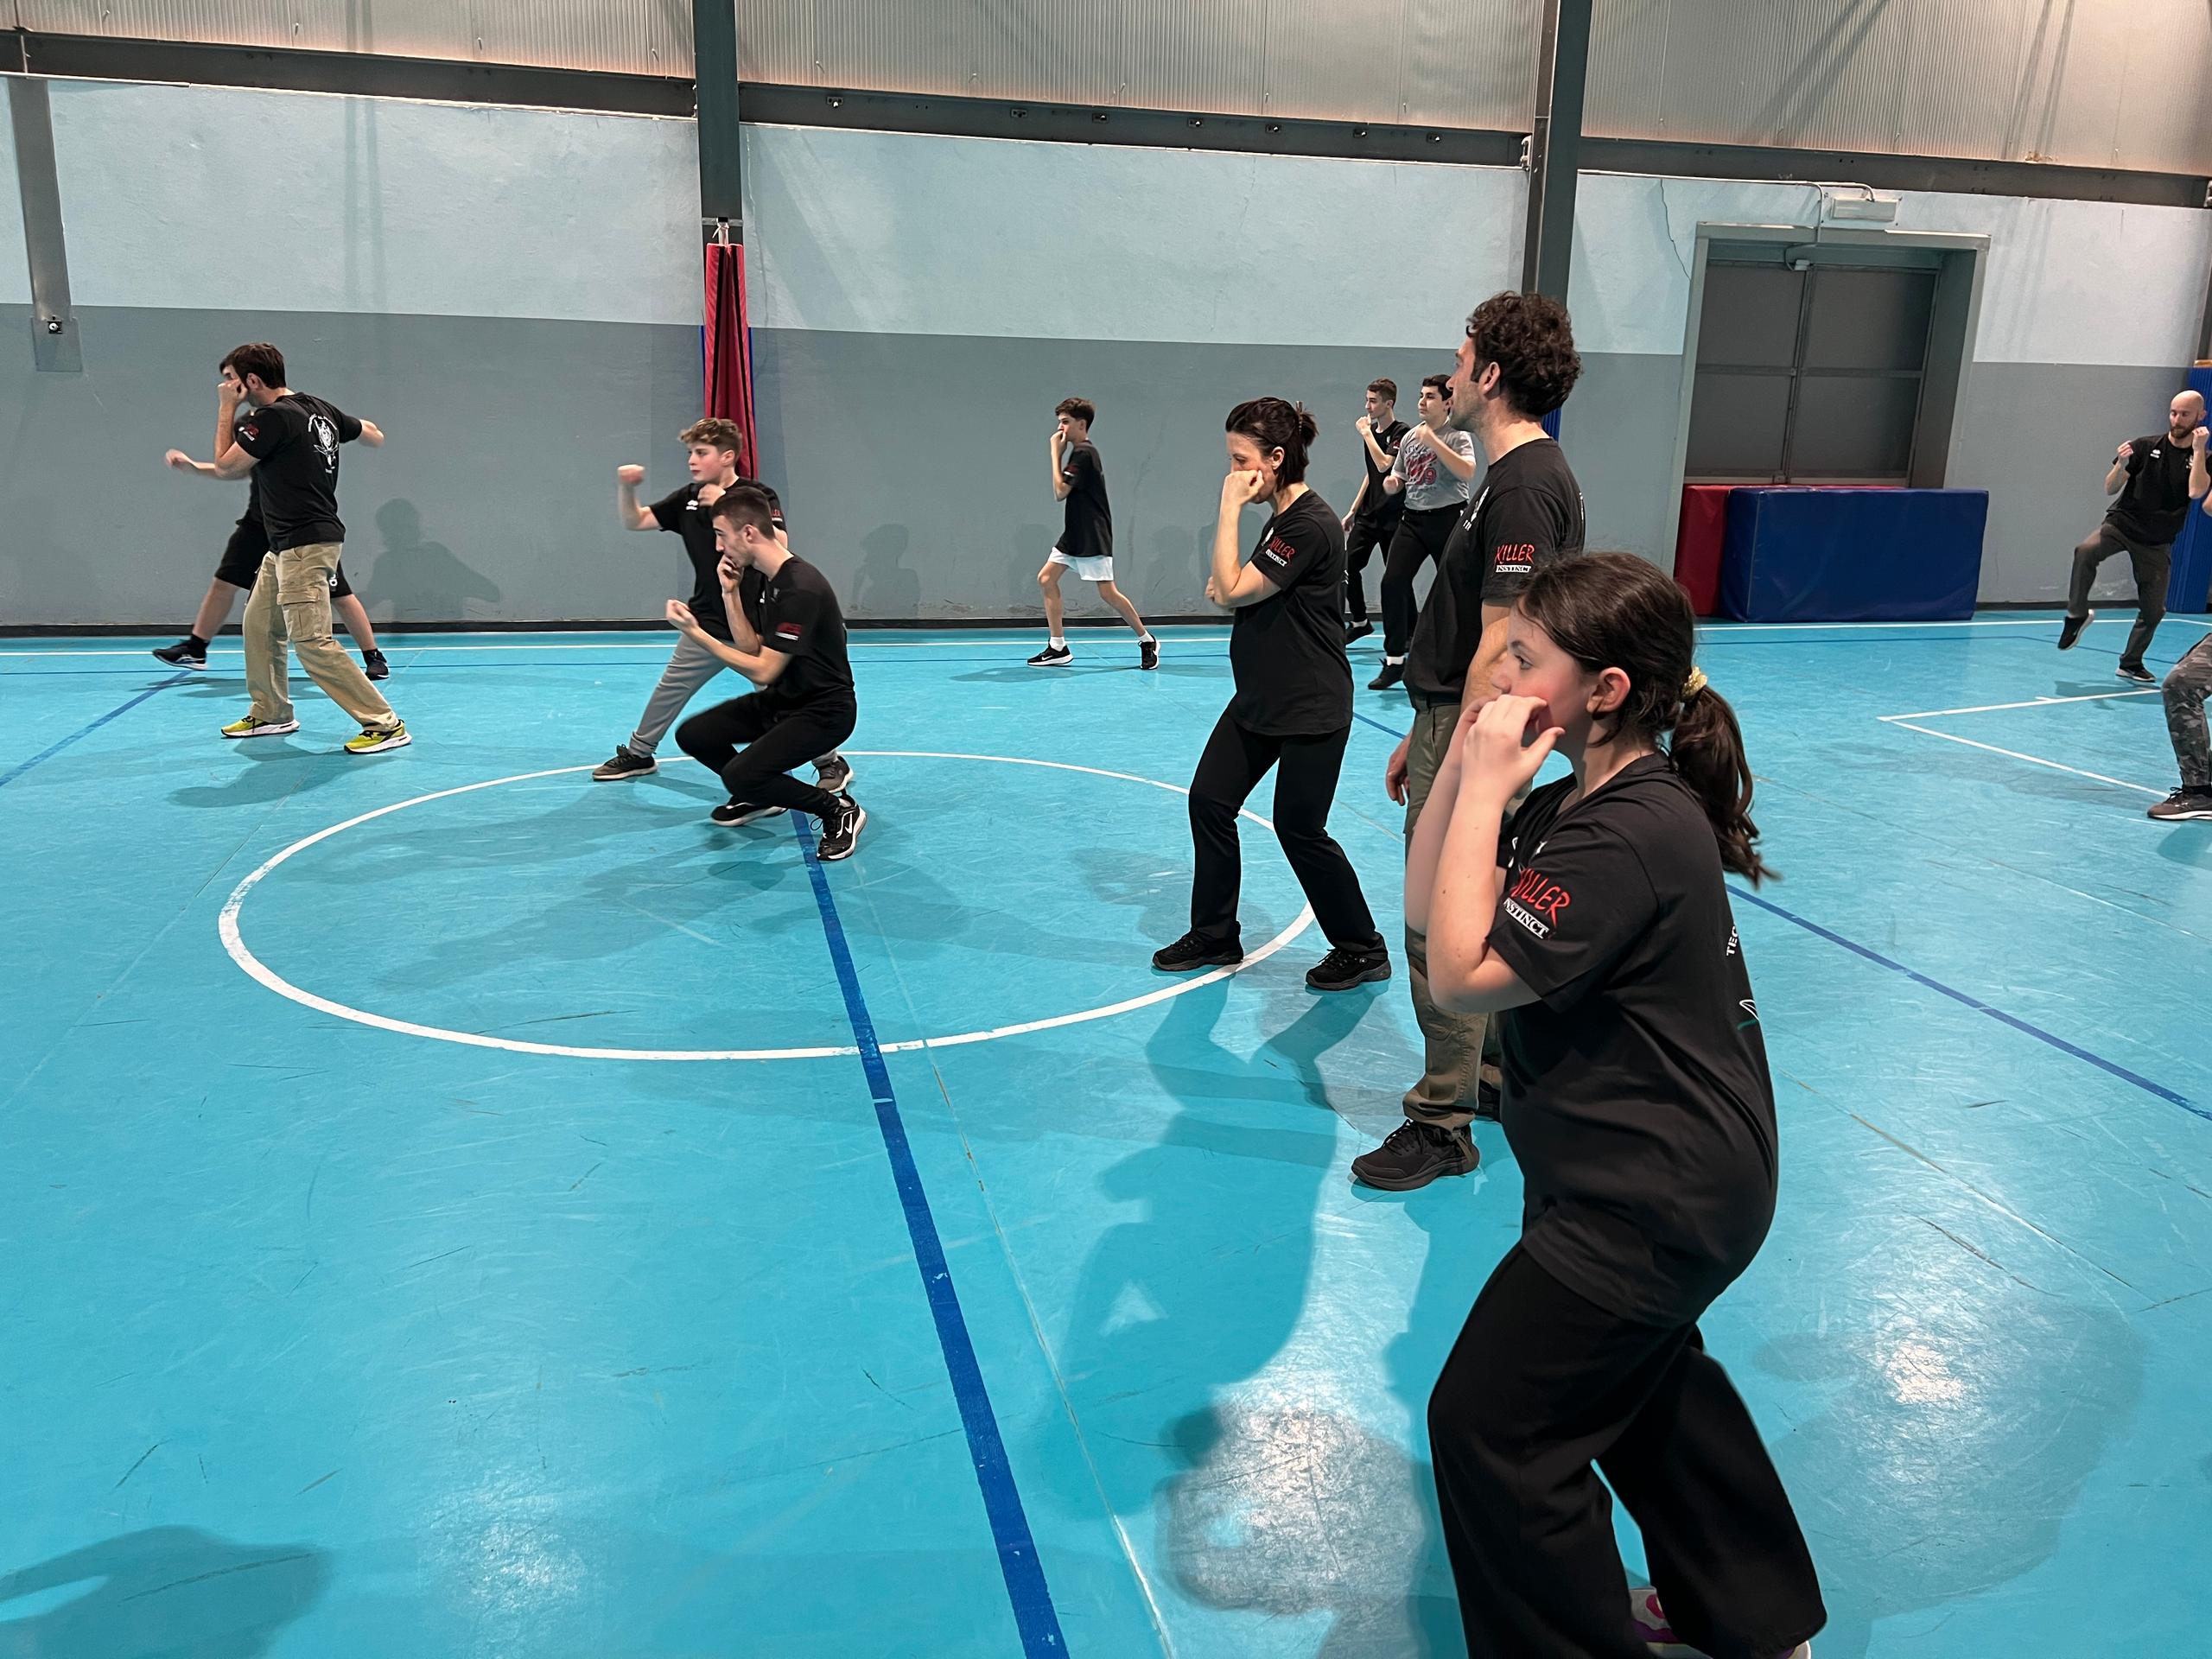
left=1682, top=666, right=1708, bottom=700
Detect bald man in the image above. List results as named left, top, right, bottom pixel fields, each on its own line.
left=2059, top=390, right=2209, bottom=682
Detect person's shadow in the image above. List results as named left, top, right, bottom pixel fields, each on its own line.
left=854, top=524, right=922, bottom=619
left=0, top=1527, right=328, bottom=1656
left=1144, top=521, right=1215, bottom=619
left=362, top=499, right=501, bottom=620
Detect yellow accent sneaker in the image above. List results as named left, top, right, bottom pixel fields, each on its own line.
left=344, top=721, right=410, bottom=754
left=220, top=714, right=299, bottom=739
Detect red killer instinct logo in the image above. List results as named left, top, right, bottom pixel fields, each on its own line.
left=1504, top=865, right=1571, bottom=939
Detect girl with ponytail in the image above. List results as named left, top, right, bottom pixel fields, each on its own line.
left=1406, top=551, right=1824, bottom=1659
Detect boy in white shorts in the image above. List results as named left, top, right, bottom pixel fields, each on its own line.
left=1029, top=397, right=1159, bottom=669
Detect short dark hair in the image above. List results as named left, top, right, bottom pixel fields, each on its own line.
left=1366, top=378, right=1398, bottom=402
left=709, top=482, right=779, bottom=537
left=1055, top=397, right=1096, bottom=427
left=220, top=342, right=285, bottom=389
left=1420, top=372, right=1452, bottom=399
left=1224, top=397, right=1319, bottom=486
left=680, top=416, right=747, bottom=463
left=1464, top=291, right=1580, bottom=417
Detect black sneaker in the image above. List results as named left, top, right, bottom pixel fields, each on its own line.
left=1028, top=644, right=1073, bottom=667
left=1368, top=661, right=1404, bottom=692
left=361, top=648, right=390, bottom=681
left=815, top=753, right=854, bottom=793
left=592, top=747, right=657, bottom=781
left=152, top=639, right=207, bottom=670
left=1351, top=1120, right=1479, bottom=1192
left=817, top=793, right=867, bottom=861
left=1152, top=931, right=1243, bottom=972
left=1140, top=638, right=1160, bottom=671
left=2148, top=785, right=2212, bottom=821
left=2116, top=662, right=2157, bottom=684
left=2056, top=610, right=2093, bottom=650
left=1345, top=619, right=1375, bottom=644
left=710, top=800, right=787, bottom=827
left=1306, top=944, right=1392, bottom=992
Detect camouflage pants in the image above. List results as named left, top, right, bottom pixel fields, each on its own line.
left=2165, top=633, right=2212, bottom=788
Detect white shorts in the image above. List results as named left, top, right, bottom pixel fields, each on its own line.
left=1047, top=547, right=1114, bottom=582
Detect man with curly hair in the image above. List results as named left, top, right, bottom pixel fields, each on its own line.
left=1357, top=290, right=1588, bottom=1192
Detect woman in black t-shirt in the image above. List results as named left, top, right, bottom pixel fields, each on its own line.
left=1408, top=552, right=1824, bottom=1659
left=1152, top=398, right=1390, bottom=993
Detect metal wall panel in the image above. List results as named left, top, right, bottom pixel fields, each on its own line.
left=16, top=1, right=2212, bottom=174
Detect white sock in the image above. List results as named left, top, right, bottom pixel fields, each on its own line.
left=1050, top=635, right=1066, bottom=649
left=1385, top=654, right=1405, bottom=665
left=1139, top=632, right=1155, bottom=645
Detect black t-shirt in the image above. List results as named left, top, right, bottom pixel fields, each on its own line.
left=1406, top=437, right=1586, bottom=702
left=1059, top=441, right=1113, bottom=561
left=1487, top=756, right=1779, bottom=1326
left=651, top=478, right=786, bottom=641
left=1356, top=419, right=1410, bottom=520
left=2106, top=433, right=2201, bottom=544
left=232, top=393, right=361, bottom=550
left=751, top=554, right=854, bottom=708
left=1228, top=491, right=1353, bottom=737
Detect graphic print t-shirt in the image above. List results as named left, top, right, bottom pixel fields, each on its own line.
left=2107, top=433, right=2202, bottom=543
left=1389, top=424, right=1478, bottom=512
left=232, top=393, right=361, bottom=550
left=1488, top=756, right=1780, bottom=1326
left=1405, top=437, right=1586, bottom=702
left=652, top=478, right=787, bottom=641
left=1228, top=491, right=1352, bottom=737
left=1058, top=440, right=1113, bottom=561
left=752, top=555, right=854, bottom=707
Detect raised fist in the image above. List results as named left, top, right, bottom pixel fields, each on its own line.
left=616, top=464, right=645, bottom=485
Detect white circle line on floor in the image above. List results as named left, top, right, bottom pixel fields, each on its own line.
left=218, top=752, right=1318, bottom=1062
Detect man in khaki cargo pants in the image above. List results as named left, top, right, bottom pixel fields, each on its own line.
left=1353, top=290, right=1587, bottom=1192
left=169, top=342, right=409, bottom=753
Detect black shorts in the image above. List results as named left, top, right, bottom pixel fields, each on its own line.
left=215, top=516, right=351, bottom=598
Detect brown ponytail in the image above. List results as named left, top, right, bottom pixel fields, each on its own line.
left=1516, top=552, right=1775, bottom=885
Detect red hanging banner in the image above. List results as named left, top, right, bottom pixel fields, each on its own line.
left=702, top=240, right=756, bottom=463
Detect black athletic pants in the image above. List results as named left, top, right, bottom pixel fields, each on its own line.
left=675, top=691, right=856, bottom=820
left=1186, top=711, right=1382, bottom=952
left=1429, top=1244, right=1825, bottom=1659
left=1382, top=504, right=1459, bottom=658
left=1344, top=509, right=1400, bottom=623
left=2068, top=520, right=2171, bottom=671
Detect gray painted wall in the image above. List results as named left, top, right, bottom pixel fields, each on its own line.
left=0, top=305, right=702, bottom=626
left=6, top=87, right=2209, bottom=626
left=753, top=330, right=1471, bottom=621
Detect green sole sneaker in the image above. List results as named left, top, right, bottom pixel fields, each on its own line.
left=220, top=715, right=299, bottom=739
left=345, top=722, right=411, bottom=754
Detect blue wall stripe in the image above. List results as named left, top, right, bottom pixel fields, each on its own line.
left=1352, top=708, right=2202, bottom=1121
left=787, top=814, right=1069, bottom=1655
left=0, top=672, right=190, bottom=791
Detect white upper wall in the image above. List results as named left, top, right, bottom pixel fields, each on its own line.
left=1569, top=171, right=2212, bottom=369
left=45, top=79, right=699, bottom=325
left=742, top=123, right=1525, bottom=349
left=0, top=100, right=29, bottom=307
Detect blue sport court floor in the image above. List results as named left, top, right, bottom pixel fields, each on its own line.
left=2, top=613, right=2208, bottom=1658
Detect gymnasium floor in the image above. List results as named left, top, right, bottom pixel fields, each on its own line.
left=2, top=612, right=2207, bottom=1659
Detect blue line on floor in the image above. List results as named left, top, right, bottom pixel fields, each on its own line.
left=1353, top=709, right=2201, bottom=1120
left=0, top=672, right=192, bottom=791
left=788, top=813, right=1068, bottom=1656
left=1726, top=885, right=2204, bottom=1121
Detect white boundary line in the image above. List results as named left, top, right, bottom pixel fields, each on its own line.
left=1879, top=688, right=2161, bottom=720
left=1883, top=721, right=2167, bottom=797
left=218, top=752, right=1317, bottom=1062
